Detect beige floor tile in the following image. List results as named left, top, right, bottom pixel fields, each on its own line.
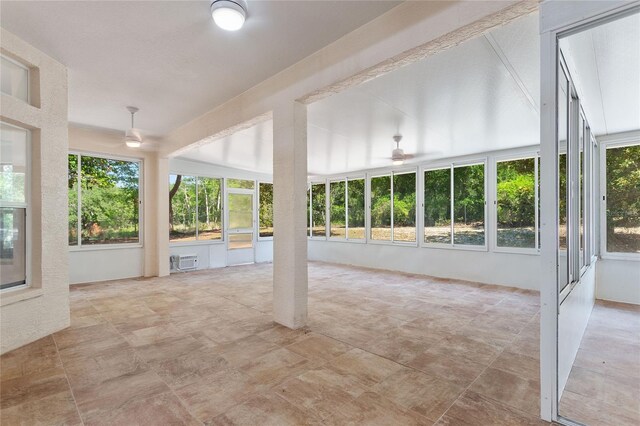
left=438, top=390, right=545, bottom=425
left=285, top=333, right=352, bottom=362
left=328, top=348, right=404, bottom=388
left=408, top=347, right=487, bottom=387
left=469, top=367, right=540, bottom=416
left=0, top=389, right=82, bottom=426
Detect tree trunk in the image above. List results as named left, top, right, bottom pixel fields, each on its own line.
left=168, top=175, right=182, bottom=230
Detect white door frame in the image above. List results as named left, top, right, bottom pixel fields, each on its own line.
left=538, top=1, right=640, bottom=422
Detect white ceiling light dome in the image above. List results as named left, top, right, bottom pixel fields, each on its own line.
left=211, top=0, right=247, bottom=31
left=124, top=106, right=142, bottom=148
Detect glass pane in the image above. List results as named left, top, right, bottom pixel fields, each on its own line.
left=579, top=115, right=585, bottom=267
left=307, top=187, right=311, bottom=236
left=0, top=207, right=26, bottom=289
left=169, top=175, right=197, bottom=241
left=1, top=56, right=29, bottom=102
left=393, top=172, right=416, bottom=242
left=347, top=178, right=365, bottom=240
left=197, top=177, right=223, bottom=240
left=227, top=178, right=254, bottom=189
left=81, top=157, right=140, bottom=245
left=424, top=168, right=451, bottom=244
left=311, top=183, right=326, bottom=237
left=370, top=175, right=391, bottom=241
left=0, top=123, right=28, bottom=204
left=558, top=65, right=569, bottom=292
left=229, top=233, right=253, bottom=250
left=259, top=183, right=273, bottom=237
left=496, top=158, right=536, bottom=248
left=228, top=193, right=253, bottom=229
left=68, top=154, right=78, bottom=245
left=330, top=180, right=346, bottom=238
left=453, top=164, right=485, bottom=245
left=606, top=144, right=640, bottom=253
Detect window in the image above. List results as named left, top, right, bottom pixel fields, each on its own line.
left=307, top=186, right=311, bottom=236
left=330, top=180, right=346, bottom=238
left=370, top=175, right=391, bottom=241
left=605, top=143, right=640, bottom=254
left=169, top=174, right=223, bottom=242
left=68, top=154, right=140, bottom=246
left=370, top=172, right=416, bottom=243
left=310, top=183, right=326, bottom=237
left=453, top=164, right=485, bottom=246
left=496, top=158, right=536, bottom=249
left=424, top=168, right=451, bottom=244
left=347, top=178, right=365, bottom=240
left=1, top=123, right=28, bottom=290
left=423, top=163, right=486, bottom=247
left=228, top=178, right=254, bottom=189
left=1, top=55, right=29, bottom=103
left=259, top=182, right=273, bottom=237
left=393, top=172, right=416, bottom=242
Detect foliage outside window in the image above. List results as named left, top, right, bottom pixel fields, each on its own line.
left=259, top=182, right=273, bottom=237
left=496, top=158, right=536, bottom=249
left=370, top=175, right=391, bottom=241
left=228, top=178, right=254, bottom=189
left=393, top=172, right=416, bottom=242
left=68, top=154, right=140, bottom=246
left=310, top=183, right=326, bottom=237
left=606, top=144, right=640, bottom=253
left=347, top=178, right=365, bottom=240
left=307, top=187, right=311, bottom=236
left=453, top=164, right=485, bottom=245
left=424, top=168, right=451, bottom=244
left=558, top=153, right=567, bottom=249
left=169, top=174, right=222, bottom=242
left=330, top=180, right=346, bottom=238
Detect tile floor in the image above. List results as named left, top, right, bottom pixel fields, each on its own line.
left=559, top=300, right=640, bottom=426
left=0, top=262, right=633, bottom=425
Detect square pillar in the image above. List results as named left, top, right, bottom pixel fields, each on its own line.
left=272, top=101, right=308, bottom=328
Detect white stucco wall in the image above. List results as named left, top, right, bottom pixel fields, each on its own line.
left=0, top=28, right=69, bottom=354
left=596, top=258, right=640, bottom=305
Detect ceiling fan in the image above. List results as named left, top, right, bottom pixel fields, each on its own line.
left=387, top=134, right=439, bottom=165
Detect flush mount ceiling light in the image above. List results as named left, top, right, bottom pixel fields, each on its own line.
left=124, top=106, right=142, bottom=148
left=211, top=0, right=247, bottom=31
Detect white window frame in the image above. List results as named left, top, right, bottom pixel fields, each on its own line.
left=599, top=133, right=640, bottom=261
left=0, top=54, right=30, bottom=104
left=0, top=122, right=31, bottom=291
left=168, top=172, right=225, bottom=246
left=257, top=181, right=273, bottom=241
left=492, top=152, right=540, bottom=255
left=420, top=159, right=488, bottom=252
left=367, top=166, right=419, bottom=247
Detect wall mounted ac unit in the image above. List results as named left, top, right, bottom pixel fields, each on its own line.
left=170, top=254, right=198, bottom=272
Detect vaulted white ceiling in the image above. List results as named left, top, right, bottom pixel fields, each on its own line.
left=0, top=1, right=399, bottom=137
left=181, top=12, right=542, bottom=175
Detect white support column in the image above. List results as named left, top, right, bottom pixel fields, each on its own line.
left=272, top=101, right=308, bottom=329
left=157, top=157, right=170, bottom=277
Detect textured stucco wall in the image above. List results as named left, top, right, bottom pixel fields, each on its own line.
left=0, top=28, right=69, bottom=354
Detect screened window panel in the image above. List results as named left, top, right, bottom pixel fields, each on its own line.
left=1, top=56, right=28, bottom=103
left=453, top=164, right=485, bottom=246
left=228, top=193, right=253, bottom=230
left=393, top=172, right=416, bottom=242
left=424, top=168, right=451, bottom=244
left=606, top=144, right=640, bottom=253
left=170, top=174, right=197, bottom=242
left=496, top=158, right=536, bottom=249
left=311, top=183, right=326, bottom=237
left=370, top=175, right=391, bottom=241
left=227, top=178, right=254, bottom=189
left=0, top=123, right=27, bottom=204
left=0, top=207, right=26, bottom=289
left=197, top=177, right=223, bottom=241
left=347, top=178, right=365, bottom=240
left=330, top=180, right=346, bottom=238
left=78, top=156, right=140, bottom=245
left=259, top=183, right=273, bottom=237
left=68, top=154, right=79, bottom=245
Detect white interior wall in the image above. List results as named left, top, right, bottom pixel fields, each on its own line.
left=596, top=259, right=640, bottom=304
left=0, top=29, right=69, bottom=354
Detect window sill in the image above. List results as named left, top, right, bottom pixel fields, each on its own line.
left=600, top=253, right=640, bottom=262
left=492, top=247, right=540, bottom=256
left=69, top=243, right=143, bottom=252
left=0, top=287, right=43, bottom=307
left=422, top=243, right=488, bottom=252
left=170, top=240, right=224, bottom=247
